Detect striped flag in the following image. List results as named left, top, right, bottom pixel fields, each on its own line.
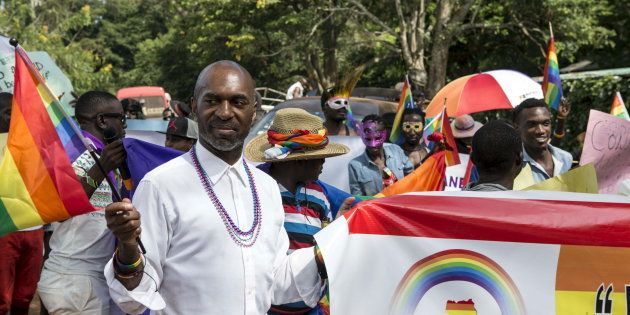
left=0, top=44, right=94, bottom=235
left=423, top=110, right=443, bottom=149
left=542, top=23, right=563, bottom=110
left=389, top=76, right=415, bottom=144
left=610, top=91, right=629, bottom=121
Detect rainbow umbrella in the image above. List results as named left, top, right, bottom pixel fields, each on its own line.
left=425, top=70, right=543, bottom=118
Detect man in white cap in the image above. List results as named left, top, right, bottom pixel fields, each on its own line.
left=245, top=108, right=355, bottom=314
left=451, top=114, right=483, bottom=154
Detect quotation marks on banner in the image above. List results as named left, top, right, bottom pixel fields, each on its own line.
left=595, top=283, right=613, bottom=315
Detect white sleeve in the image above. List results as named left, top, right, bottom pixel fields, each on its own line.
left=105, top=179, right=170, bottom=314
left=270, top=188, right=322, bottom=307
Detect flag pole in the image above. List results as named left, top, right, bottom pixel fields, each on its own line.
left=549, top=22, right=554, bottom=39
left=9, top=38, right=145, bottom=253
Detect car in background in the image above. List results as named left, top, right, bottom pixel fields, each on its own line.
left=247, top=96, right=397, bottom=140
left=116, top=86, right=168, bottom=119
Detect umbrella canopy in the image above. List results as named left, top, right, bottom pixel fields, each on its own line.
left=425, top=70, right=543, bottom=118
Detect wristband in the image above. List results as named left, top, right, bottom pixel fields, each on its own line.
left=556, top=116, right=566, bottom=120
left=114, top=248, right=143, bottom=273
left=84, top=175, right=98, bottom=189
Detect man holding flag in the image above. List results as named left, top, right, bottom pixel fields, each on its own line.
left=38, top=91, right=128, bottom=314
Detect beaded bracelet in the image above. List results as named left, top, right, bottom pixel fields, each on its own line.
left=115, top=269, right=143, bottom=279
left=553, top=131, right=565, bottom=139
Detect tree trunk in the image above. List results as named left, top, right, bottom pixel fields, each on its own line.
left=407, top=59, right=428, bottom=90
left=427, top=40, right=450, bottom=98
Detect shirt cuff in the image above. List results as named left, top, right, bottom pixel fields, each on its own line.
left=289, top=247, right=322, bottom=307
left=105, top=257, right=166, bottom=314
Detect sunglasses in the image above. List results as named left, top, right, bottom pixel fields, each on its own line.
left=98, top=112, right=127, bottom=124
left=326, top=98, right=349, bottom=110
left=402, top=122, right=423, bottom=132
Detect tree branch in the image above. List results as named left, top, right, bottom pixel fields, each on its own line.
left=347, top=0, right=395, bottom=35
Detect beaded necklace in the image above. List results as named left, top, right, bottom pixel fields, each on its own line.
left=190, top=146, right=262, bottom=247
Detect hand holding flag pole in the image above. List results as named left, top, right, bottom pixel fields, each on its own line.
left=9, top=38, right=145, bottom=254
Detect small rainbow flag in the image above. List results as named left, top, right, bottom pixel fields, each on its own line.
left=610, top=91, right=629, bottom=121
left=542, top=23, right=563, bottom=110
left=0, top=45, right=94, bottom=235
left=422, top=110, right=443, bottom=148
left=389, top=76, right=415, bottom=144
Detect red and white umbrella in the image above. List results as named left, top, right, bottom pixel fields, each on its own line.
left=425, top=70, right=543, bottom=118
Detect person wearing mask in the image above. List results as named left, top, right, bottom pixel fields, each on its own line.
left=348, top=115, right=413, bottom=196
left=400, top=107, right=429, bottom=168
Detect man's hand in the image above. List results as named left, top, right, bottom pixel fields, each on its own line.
left=105, top=198, right=141, bottom=247
left=558, top=97, right=571, bottom=118
left=335, top=197, right=356, bottom=219
left=99, top=140, right=126, bottom=172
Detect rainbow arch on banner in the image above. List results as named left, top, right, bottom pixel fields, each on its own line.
left=389, top=249, right=525, bottom=315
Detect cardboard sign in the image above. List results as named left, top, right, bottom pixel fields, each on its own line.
left=580, top=110, right=630, bottom=194
left=0, top=51, right=76, bottom=115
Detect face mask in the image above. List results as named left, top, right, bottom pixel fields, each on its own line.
left=326, top=97, right=349, bottom=110
left=360, top=121, right=387, bottom=148
left=403, top=122, right=423, bottom=132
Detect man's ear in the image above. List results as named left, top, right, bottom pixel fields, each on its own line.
left=250, top=109, right=257, bottom=127
left=95, top=114, right=107, bottom=130
left=190, top=96, right=197, bottom=115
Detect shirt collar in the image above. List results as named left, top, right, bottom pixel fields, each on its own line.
left=522, top=144, right=564, bottom=177
left=193, top=142, right=248, bottom=187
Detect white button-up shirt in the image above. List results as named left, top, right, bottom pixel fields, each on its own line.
left=104, top=143, right=321, bottom=314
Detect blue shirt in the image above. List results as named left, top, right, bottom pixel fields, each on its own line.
left=522, top=144, right=573, bottom=183
left=348, top=143, right=413, bottom=196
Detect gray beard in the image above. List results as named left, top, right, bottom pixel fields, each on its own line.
left=200, top=133, right=243, bottom=152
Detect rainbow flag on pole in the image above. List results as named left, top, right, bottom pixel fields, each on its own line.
left=542, top=23, right=563, bottom=110
left=389, top=76, right=415, bottom=144
left=0, top=43, right=94, bottom=235
left=422, top=111, right=443, bottom=148
left=610, top=92, right=629, bottom=121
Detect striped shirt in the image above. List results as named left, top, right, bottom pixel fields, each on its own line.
left=279, top=182, right=332, bottom=253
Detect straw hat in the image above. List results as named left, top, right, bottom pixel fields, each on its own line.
left=451, top=115, right=483, bottom=139
left=245, top=108, right=349, bottom=162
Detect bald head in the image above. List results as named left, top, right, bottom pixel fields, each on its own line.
left=194, top=60, right=256, bottom=100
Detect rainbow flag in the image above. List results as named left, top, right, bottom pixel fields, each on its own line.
left=389, top=76, right=415, bottom=144
left=345, top=104, right=358, bottom=133
left=542, top=26, right=563, bottom=110
left=0, top=46, right=94, bottom=235
left=610, top=91, right=629, bottom=121
left=422, top=110, right=443, bottom=148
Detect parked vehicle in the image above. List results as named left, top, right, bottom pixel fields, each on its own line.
left=116, top=86, right=168, bottom=119
left=247, top=96, right=397, bottom=140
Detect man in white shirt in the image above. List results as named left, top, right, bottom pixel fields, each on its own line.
left=104, top=61, right=324, bottom=314
left=285, top=77, right=308, bottom=100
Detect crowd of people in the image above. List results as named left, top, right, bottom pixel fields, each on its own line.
left=0, top=58, right=615, bottom=315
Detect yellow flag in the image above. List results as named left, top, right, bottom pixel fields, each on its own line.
left=513, top=164, right=535, bottom=190
left=523, top=164, right=598, bottom=193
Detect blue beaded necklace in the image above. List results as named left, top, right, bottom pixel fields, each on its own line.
left=190, top=146, right=262, bottom=247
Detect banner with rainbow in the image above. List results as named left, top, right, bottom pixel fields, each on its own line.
left=315, top=191, right=630, bottom=314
